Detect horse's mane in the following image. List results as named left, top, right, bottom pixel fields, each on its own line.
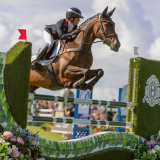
left=65, top=13, right=100, bottom=43
left=78, top=12, right=114, bottom=30
left=78, top=13, right=100, bottom=29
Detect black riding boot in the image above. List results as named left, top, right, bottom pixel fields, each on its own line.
left=31, top=43, right=49, bottom=70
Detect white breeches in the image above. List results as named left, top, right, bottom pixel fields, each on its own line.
left=43, top=30, right=53, bottom=46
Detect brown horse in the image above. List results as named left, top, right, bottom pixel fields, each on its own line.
left=29, top=6, right=120, bottom=94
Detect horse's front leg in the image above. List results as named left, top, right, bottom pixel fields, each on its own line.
left=82, top=69, right=104, bottom=90
left=62, top=65, right=91, bottom=89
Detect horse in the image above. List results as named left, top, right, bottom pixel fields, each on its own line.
left=29, top=6, right=121, bottom=94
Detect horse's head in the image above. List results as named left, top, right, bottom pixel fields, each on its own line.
left=94, top=7, right=120, bottom=52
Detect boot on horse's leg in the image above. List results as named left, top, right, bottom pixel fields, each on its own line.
left=79, top=83, right=88, bottom=90
left=72, top=70, right=91, bottom=89
left=86, top=69, right=104, bottom=90
left=63, top=66, right=91, bottom=89
left=64, top=82, right=88, bottom=90
left=31, top=43, right=48, bottom=70
left=64, top=82, right=74, bottom=89
left=77, top=69, right=104, bottom=90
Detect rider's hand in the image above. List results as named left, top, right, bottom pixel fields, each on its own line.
left=71, top=29, right=81, bottom=36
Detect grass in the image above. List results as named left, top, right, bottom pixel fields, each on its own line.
left=27, top=125, right=64, bottom=141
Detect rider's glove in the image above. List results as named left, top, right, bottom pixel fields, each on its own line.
left=71, top=29, right=81, bottom=36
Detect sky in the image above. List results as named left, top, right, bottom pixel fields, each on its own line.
left=1, top=0, right=160, bottom=101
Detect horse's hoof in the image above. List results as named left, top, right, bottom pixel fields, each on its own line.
left=73, top=82, right=79, bottom=89
left=64, top=82, right=73, bottom=88
left=88, top=84, right=93, bottom=90
left=80, top=83, right=88, bottom=90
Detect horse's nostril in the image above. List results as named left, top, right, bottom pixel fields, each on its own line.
left=115, top=43, right=120, bottom=49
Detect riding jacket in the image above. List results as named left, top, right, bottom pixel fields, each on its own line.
left=44, top=19, right=77, bottom=40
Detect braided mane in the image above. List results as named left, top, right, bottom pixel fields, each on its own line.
left=78, top=13, right=100, bottom=29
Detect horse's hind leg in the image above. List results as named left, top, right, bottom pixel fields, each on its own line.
left=28, top=85, right=39, bottom=102
left=29, top=85, right=39, bottom=93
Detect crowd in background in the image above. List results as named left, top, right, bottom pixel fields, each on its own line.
left=90, top=106, right=117, bottom=121
left=31, top=100, right=117, bottom=122
left=29, top=100, right=118, bottom=131
left=34, top=100, right=58, bottom=117
left=90, top=105, right=118, bottom=131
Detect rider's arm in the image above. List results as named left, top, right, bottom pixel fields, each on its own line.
left=57, top=19, right=72, bottom=40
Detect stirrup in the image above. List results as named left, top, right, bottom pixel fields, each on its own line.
left=31, top=60, right=38, bottom=70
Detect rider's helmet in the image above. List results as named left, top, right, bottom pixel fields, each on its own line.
left=66, top=7, right=84, bottom=19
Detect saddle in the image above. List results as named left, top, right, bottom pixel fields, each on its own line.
left=43, top=40, right=59, bottom=60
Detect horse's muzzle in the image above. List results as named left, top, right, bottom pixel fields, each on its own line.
left=110, top=41, right=121, bottom=52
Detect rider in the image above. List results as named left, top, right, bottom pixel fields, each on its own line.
left=31, top=7, right=84, bottom=70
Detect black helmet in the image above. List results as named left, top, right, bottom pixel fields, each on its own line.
left=66, top=7, right=84, bottom=19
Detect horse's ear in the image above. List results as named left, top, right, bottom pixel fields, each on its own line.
left=101, top=6, right=108, bottom=18
left=107, top=8, right=116, bottom=17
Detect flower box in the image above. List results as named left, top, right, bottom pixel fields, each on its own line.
left=44, top=128, right=51, bottom=132
left=0, top=129, right=44, bottom=159
left=134, top=136, right=160, bottom=160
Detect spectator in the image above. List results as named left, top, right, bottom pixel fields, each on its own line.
left=91, top=109, right=97, bottom=120
left=65, top=103, right=75, bottom=117
left=99, top=113, right=106, bottom=121
left=35, top=102, right=41, bottom=116
left=44, top=101, right=50, bottom=114
left=48, top=101, right=54, bottom=117
left=96, top=110, right=100, bottom=120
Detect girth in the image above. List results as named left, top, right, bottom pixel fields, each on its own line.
left=49, top=47, right=92, bottom=60
left=59, top=48, right=92, bottom=55
left=46, top=62, right=64, bottom=90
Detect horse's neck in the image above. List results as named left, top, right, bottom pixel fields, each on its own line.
left=74, top=17, right=98, bottom=50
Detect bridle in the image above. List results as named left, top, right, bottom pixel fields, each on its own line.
left=97, top=14, right=117, bottom=44
left=81, top=14, right=117, bottom=45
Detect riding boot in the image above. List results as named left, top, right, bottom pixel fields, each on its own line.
left=45, top=40, right=57, bottom=60
left=31, top=43, right=49, bottom=70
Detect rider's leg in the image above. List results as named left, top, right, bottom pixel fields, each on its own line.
left=31, top=31, right=55, bottom=70
left=44, top=30, right=53, bottom=46
left=31, top=43, right=49, bottom=70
